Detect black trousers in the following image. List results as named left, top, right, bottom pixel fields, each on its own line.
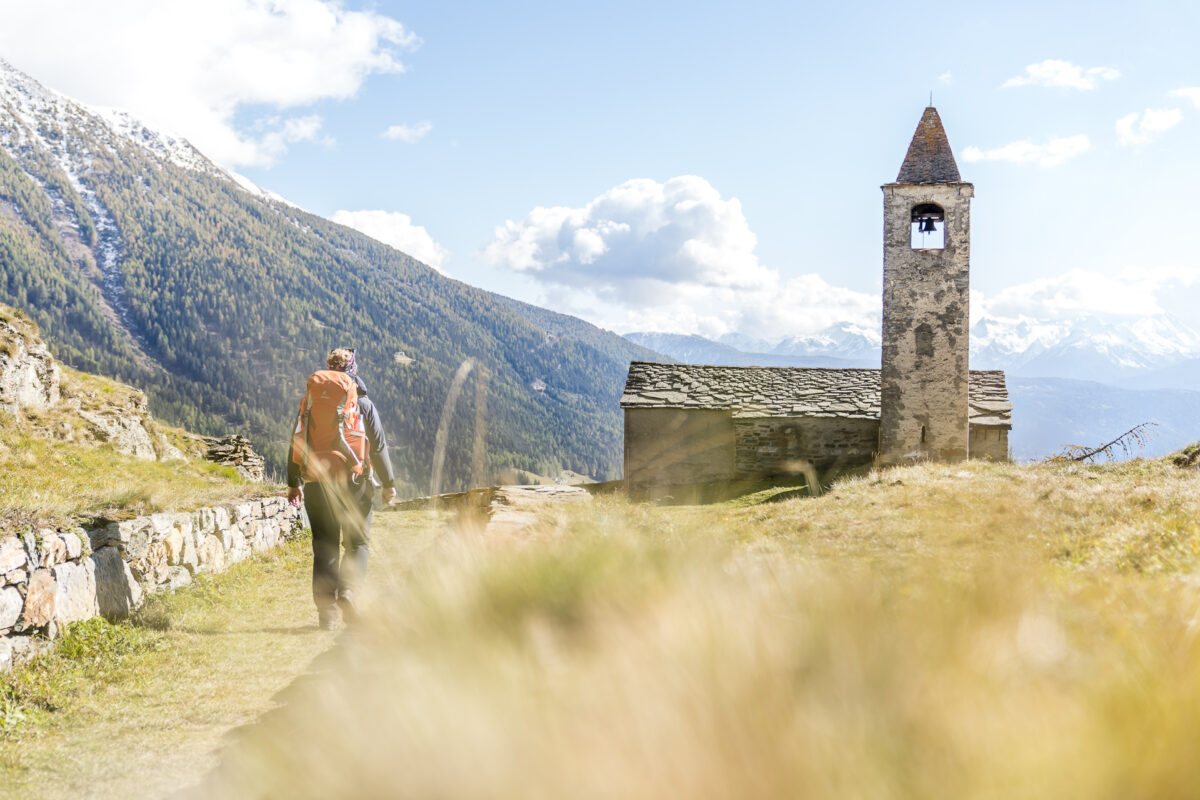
left=303, top=481, right=374, bottom=610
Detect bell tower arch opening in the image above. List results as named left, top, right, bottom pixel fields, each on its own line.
left=910, top=203, right=945, bottom=249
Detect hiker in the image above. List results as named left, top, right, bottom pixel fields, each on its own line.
left=287, top=348, right=398, bottom=629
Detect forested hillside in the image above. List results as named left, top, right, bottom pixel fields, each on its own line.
left=0, top=60, right=663, bottom=494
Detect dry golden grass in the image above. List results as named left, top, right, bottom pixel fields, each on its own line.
left=5, top=457, right=1200, bottom=798
left=193, top=457, right=1200, bottom=799
left=0, top=365, right=273, bottom=527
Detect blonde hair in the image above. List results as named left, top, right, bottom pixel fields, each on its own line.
left=327, top=348, right=354, bottom=370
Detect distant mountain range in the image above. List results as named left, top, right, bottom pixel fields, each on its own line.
left=0, top=58, right=662, bottom=492
left=633, top=313, right=1200, bottom=392
left=623, top=331, right=874, bottom=369
left=627, top=323, right=1200, bottom=461
left=972, top=313, right=1200, bottom=386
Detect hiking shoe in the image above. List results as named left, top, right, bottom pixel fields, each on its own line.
left=336, top=590, right=360, bottom=626
left=318, top=607, right=341, bottom=631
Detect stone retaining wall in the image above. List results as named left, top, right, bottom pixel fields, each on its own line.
left=0, top=496, right=305, bottom=669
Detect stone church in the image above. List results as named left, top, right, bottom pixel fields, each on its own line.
left=621, top=107, right=1012, bottom=488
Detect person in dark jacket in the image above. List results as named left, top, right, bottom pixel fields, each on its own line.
left=287, top=348, right=398, bottom=629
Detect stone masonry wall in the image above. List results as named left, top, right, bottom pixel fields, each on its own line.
left=735, top=416, right=879, bottom=474
left=0, top=497, right=305, bottom=670
left=624, top=407, right=737, bottom=488
left=969, top=424, right=1009, bottom=462
left=879, top=182, right=973, bottom=464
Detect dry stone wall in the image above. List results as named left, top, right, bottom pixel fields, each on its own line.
left=624, top=407, right=737, bottom=488
left=0, top=497, right=305, bottom=670
left=734, top=417, right=879, bottom=474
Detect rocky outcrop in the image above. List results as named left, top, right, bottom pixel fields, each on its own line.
left=0, top=309, right=207, bottom=463
left=204, top=435, right=266, bottom=482
left=0, top=496, right=306, bottom=655
left=78, top=407, right=159, bottom=460
left=0, top=316, right=61, bottom=415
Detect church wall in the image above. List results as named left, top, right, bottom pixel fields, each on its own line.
left=734, top=416, right=878, bottom=474
left=969, top=424, right=1009, bottom=462
left=623, top=408, right=736, bottom=487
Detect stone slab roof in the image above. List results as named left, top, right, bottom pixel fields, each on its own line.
left=895, top=106, right=962, bottom=184
left=621, top=362, right=1011, bottom=427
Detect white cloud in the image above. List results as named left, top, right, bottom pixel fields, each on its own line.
left=1116, top=108, right=1182, bottom=146
left=1170, top=87, right=1200, bottom=108
left=484, top=176, right=877, bottom=339
left=978, top=267, right=1200, bottom=320
left=0, top=0, right=418, bottom=168
left=962, top=135, right=1090, bottom=167
left=382, top=120, right=433, bottom=143
left=1003, top=59, right=1120, bottom=90
left=938, top=71, right=953, bottom=84
left=330, top=209, right=449, bottom=269
left=252, top=114, right=330, bottom=162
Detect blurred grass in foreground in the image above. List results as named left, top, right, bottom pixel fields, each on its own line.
left=194, top=457, right=1200, bottom=799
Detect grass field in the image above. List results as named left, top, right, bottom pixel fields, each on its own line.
left=197, top=456, right=1200, bottom=799
left=5, top=456, right=1200, bottom=798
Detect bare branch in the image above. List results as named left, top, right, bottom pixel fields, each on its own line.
left=1047, top=422, right=1159, bottom=463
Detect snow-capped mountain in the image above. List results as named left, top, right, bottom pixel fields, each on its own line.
left=622, top=331, right=873, bottom=368
left=640, top=313, right=1200, bottom=390
left=0, top=58, right=218, bottom=176
left=971, top=313, right=1200, bottom=384
left=769, top=322, right=882, bottom=360
left=0, top=58, right=283, bottom=202
left=716, top=322, right=882, bottom=361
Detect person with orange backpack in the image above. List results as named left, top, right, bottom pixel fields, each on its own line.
left=286, top=348, right=398, bottom=630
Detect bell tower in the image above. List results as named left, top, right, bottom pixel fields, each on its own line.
left=878, top=107, right=973, bottom=464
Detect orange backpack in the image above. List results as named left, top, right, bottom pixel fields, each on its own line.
left=291, top=370, right=370, bottom=483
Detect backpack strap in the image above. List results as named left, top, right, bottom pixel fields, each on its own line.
left=299, top=389, right=314, bottom=479
left=334, top=385, right=364, bottom=480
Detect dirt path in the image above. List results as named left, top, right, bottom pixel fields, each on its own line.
left=483, top=484, right=592, bottom=534
left=0, top=510, right=450, bottom=799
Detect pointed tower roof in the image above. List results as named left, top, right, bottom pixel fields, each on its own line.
left=895, top=107, right=963, bottom=184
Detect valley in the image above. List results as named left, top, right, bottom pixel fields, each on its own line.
left=0, top=58, right=660, bottom=495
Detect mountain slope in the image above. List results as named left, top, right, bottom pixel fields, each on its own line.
left=0, top=59, right=655, bottom=491
left=1008, top=377, right=1200, bottom=462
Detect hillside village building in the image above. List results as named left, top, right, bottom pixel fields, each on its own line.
left=621, top=107, right=1012, bottom=488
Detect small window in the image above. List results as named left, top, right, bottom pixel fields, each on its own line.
left=910, top=203, right=945, bottom=250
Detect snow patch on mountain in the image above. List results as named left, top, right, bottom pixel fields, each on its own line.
left=0, top=57, right=269, bottom=196
left=88, top=104, right=216, bottom=174
left=716, top=322, right=882, bottom=360
left=971, top=313, right=1200, bottom=381
left=647, top=312, right=1200, bottom=389
left=770, top=322, right=882, bottom=360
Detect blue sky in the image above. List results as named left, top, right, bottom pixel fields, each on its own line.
left=2, top=0, right=1198, bottom=341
